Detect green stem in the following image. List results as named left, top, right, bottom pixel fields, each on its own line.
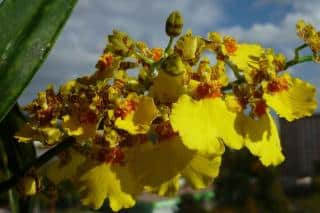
left=134, top=52, right=154, bottom=65
left=294, top=43, right=308, bottom=60
left=284, top=55, right=313, bottom=70
left=165, top=37, right=174, bottom=53
left=222, top=79, right=244, bottom=91
left=225, top=60, right=244, bottom=81
left=0, top=137, right=75, bottom=193
left=8, top=190, right=19, bottom=213
left=148, top=37, right=175, bottom=75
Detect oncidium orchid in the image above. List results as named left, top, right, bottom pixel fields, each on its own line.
left=14, top=11, right=318, bottom=211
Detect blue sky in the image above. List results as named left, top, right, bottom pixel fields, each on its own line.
left=19, top=0, right=320, bottom=109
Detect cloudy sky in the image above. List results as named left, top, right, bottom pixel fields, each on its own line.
left=19, top=0, right=320, bottom=109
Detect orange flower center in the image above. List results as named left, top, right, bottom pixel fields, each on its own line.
left=106, top=148, right=125, bottom=165
left=79, top=110, right=97, bottom=124
left=253, top=100, right=267, bottom=117
left=95, top=147, right=125, bottom=165
left=223, top=36, right=237, bottom=54
left=152, top=48, right=163, bottom=62
left=96, top=53, right=113, bottom=70
left=196, top=82, right=222, bottom=99
left=115, top=100, right=138, bottom=119
left=154, top=122, right=178, bottom=140
left=267, top=77, right=289, bottom=93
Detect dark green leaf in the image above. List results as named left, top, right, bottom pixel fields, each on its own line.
left=0, top=0, right=78, bottom=122
left=0, top=105, right=36, bottom=212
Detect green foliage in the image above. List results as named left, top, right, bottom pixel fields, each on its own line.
left=0, top=1, right=78, bottom=211
left=0, top=0, right=78, bottom=122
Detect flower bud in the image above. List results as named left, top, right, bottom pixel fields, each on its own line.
left=166, top=11, right=184, bottom=37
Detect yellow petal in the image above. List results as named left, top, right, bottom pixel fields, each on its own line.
left=150, top=71, right=185, bottom=103
left=115, top=96, right=158, bottom=134
left=62, top=115, right=84, bottom=136
left=212, top=60, right=229, bottom=87
left=133, top=97, right=158, bottom=125
left=182, top=154, right=221, bottom=189
left=15, top=123, right=62, bottom=145
left=77, top=163, right=136, bottom=211
left=19, top=176, right=37, bottom=196
left=62, top=114, right=96, bottom=142
left=225, top=94, right=242, bottom=113
left=236, top=112, right=284, bottom=166
left=125, top=136, right=195, bottom=187
left=44, top=149, right=85, bottom=184
left=263, top=74, right=317, bottom=121
left=59, top=79, right=77, bottom=96
left=15, top=123, right=39, bottom=143
left=175, top=30, right=204, bottom=61
left=170, top=95, right=243, bottom=155
left=40, top=126, right=63, bottom=145
left=146, top=175, right=180, bottom=197
left=229, top=43, right=264, bottom=71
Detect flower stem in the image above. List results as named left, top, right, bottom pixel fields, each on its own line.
left=222, top=79, right=244, bottom=91
left=284, top=55, right=313, bottom=70
left=134, top=52, right=154, bottom=65
left=0, top=137, right=75, bottom=193
left=165, top=37, right=174, bottom=53
left=225, top=60, right=245, bottom=81
left=294, top=43, right=308, bottom=60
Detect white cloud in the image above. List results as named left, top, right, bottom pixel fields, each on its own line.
left=19, top=0, right=224, bottom=104
left=220, top=0, right=320, bottom=49
left=219, top=0, right=320, bottom=108
left=19, top=0, right=320, bottom=106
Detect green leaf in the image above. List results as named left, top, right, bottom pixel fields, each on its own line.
left=0, top=105, right=36, bottom=174
left=0, top=105, right=36, bottom=212
left=0, top=0, right=78, bottom=122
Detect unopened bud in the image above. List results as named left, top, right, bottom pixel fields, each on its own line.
left=166, top=11, right=184, bottom=37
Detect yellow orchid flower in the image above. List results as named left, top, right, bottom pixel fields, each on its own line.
left=13, top=12, right=320, bottom=212
left=125, top=135, right=221, bottom=193
left=229, top=43, right=264, bottom=72
left=62, top=110, right=97, bottom=143
left=181, top=153, right=221, bottom=189
left=76, top=162, right=139, bottom=211
left=235, top=111, right=284, bottom=166
left=211, top=60, right=229, bottom=86
left=15, top=123, right=63, bottom=145
left=145, top=175, right=180, bottom=197
left=45, top=136, right=221, bottom=211
left=170, top=95, right=243, bottom=155
left=14, top=123, right=39, bottom=143
left=44, top=149, right=86, bottom=184
left=147, top=153, right=222, bottom=196
left=115, top=96, right=158, bottom=134
left=174, top=29, right=205, bottom=64
left=263, top=73, right=317, bottom=121
left=150, top=70, right=185, bottom=103
left=45, top=149, right=141, bottom=211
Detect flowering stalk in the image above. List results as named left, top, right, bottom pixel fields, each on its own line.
left=284, top=55, right=313, bottom=70
left=7, top=13, right=320, bottom=212
left=165, top=37, right=174, bottom=53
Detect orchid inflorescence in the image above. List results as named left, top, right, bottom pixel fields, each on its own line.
left=15, top=11, right=318, bottom=211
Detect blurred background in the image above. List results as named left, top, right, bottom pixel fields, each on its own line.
left=14, top=0, right=320, bottom=212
